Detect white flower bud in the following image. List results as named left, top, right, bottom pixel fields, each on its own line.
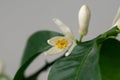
left=78, top=5, right=91, bottom=35
left=112, top=7, right=120, bottom=29
left=114, top=18, right=120, bottom=29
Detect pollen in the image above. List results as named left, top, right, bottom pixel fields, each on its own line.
left=56, top=39, right=68, bottom=49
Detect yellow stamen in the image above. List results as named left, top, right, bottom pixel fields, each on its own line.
left=56, top=39, right=68, bottom=49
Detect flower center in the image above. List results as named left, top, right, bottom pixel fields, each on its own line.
left=56, top=39, right=68, bottom=49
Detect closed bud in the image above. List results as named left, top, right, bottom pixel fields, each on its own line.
left=78, top=5, right=91, bottom=36
left=114, top=18, right=120, bottom=29
left=112, top=7, right=120, bottom=29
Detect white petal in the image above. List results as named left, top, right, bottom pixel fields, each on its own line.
left=44, top=47, right=64, bottom=55
left=112, top=7, right=120, bottom=25
left=65, top=33, right=75, bottom=41
left=52, top=18, right=73, bottom=35
left=47, top=36, right=65, bottom=46
left=48, top=36, right=72, bottom=47
left=65, top=41, right=76, bottom=56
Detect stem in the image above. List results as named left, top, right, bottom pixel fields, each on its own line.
left=79, top=35, right=83, bottom=42
left=97, top=26, right=120, bottom=44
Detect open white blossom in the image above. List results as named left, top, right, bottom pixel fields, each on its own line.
left=112, top=7, right=120, bottom=29
left=44, top=18, right=76, bottom=56
left=78, top=5, right=91, bottom=36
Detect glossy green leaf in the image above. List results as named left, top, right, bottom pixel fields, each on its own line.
left=13, top=30, right=62, bottom=80
left=48, top=27, right=120, bottom=80
left=48, top=40, right=101, bottom=80
left=99, top=38, right=120, bottom=80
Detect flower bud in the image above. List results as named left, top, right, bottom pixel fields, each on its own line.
left=78, top=5, right=91, bottom=35
left=114, top=18, right=120, bottom=29
left=112, top=8, right=120, bottom=29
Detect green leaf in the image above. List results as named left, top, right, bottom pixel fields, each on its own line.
left=13, top=30, right=62, bottom=80
left=48, top=40, right=101, bottom=80
left=48, top=27, right=120, bottom=80
left=99, top=38, right=120, bottom=80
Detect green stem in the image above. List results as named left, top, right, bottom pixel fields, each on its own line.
left=79, top=35, right=84, bottom=42
left=97, top=26, right=120, bottom=44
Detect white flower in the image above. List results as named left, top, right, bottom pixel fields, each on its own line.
left=112, top=7, right=120, bottom=29
left=44, top=18, right=76, bottom=56
left=78, top=5, right=91, bottom=36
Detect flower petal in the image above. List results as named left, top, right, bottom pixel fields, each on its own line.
left=52, top=18, right=73, bottom=35
left=44, top=47, right=64, bottom=55
left=65, top=41, right=76, bottom=56
left=47, top=36, right=64, bottom=46
left=48, top=36, right=72, bottom=47
left=112, top=7, right=120, bottom=25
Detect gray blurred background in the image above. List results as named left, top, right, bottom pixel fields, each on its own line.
left=0, top=0, right=120, bottom=80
